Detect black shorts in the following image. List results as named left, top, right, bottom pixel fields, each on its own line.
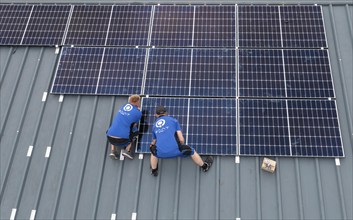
left=107, top=136, right=130, bottom=147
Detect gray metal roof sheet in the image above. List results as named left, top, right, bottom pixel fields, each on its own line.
left=1, top=1, right=352, bottom=220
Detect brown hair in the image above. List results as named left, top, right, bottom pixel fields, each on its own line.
left=128, top=94, right=141, bottom=105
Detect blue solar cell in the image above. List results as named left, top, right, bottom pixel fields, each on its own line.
left=150, top=5, right=194, bottom=47
left=288, top=100, right=343, bottom=157
left=193, top=5, right=236, bottom=47
left=191, top=49, right=236, bottom=97
left=137, top=97, right=189, bottom=153
left=21, top=5, right=71, bottom=46
left=238, top=49, right=286, bottom=97
left=97, top=48, right=146, bottom=94
left=64, top=5, right=112, bottom=46
left=144, top=48, right=192, bottom=96
left=106, top=5, right=152, bottom=46
left=238, top=5, right=282, bottom=48
left=284, top=49, right=334, bottom=98
left=280, top=5, right=327, bottom=48
left=239, top=99, right=291, bottom=156
left=188, top=98, right=237, bottom=155
left=51, top=47, right=104, bottom=94
left=0, top=4, right=32, bottom=45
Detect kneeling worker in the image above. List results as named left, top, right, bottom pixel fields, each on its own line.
left=149, top=106, right=213, bottom=176
left=107, top=95, right=142, bottom=160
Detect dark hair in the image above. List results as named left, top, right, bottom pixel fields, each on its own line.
left=156, top=106, right=167, bottom=115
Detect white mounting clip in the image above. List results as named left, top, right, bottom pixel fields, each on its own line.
left=335, top=158, right=340, bottom=166
left=55, top=45, right=60, bottom=54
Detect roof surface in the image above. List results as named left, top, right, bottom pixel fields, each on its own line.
left=1, top=1, right=352, bottom=220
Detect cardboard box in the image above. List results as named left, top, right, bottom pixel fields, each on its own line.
left=261, top=157, right=276, bottom=173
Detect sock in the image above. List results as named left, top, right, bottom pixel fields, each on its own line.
left=151, top=164, right=158, bottom=172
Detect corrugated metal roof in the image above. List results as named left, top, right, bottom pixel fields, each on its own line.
left=1, top=1, right=352, bottom=220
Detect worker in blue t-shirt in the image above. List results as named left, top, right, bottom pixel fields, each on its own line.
left=107, top=95, right=142, bottom=160
left=149, top=106, right=213, bottom=176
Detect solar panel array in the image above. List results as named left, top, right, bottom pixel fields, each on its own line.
left=52, top=48, right=237, bottom=96
left=1, top=4, right=327, bottom=48
left=53, top=47, right=334, bottom=99
left=0, top=3, right=343, bottom=157
left=138, top=98, right=343, bottom=157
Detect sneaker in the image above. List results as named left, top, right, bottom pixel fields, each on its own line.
left=121, top=149, right=134, bottom=160
left=202, top=156, right=214, bottom=172
left=151, top=169, right=158, bottom=177
left=150, top=164, right=158, bottom=177
left=109, top=150, right=119, bottom=160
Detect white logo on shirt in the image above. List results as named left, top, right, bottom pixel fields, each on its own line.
left=123, top=104, right=133, bottom=112
left=156, top=119, right=166, bottom=128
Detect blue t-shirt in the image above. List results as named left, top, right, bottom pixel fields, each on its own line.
left=107, top=103, right=142, bottom=139
left=152, top=115, right=183, bottom=158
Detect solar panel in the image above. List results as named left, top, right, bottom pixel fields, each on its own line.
left=137, top=97, right=237, bottom=155
left=239, top=99, right=291, bottom=156
left=288, top=100, right=343, bottom=157
left=280, top=5, right=327, bottom=48
left=150, top=5, right=194, bottom=47
left=51, top=47, right=104, bottom=94
left=284, top=49, right=334, bottom=98
left=238, top=49, right=334, bottom=98
left=97, top=48, right=146, bottom=94
left=191, top=49, right=236, bottom=97
left=193, top=5, right=236, bottom=47
left=0, top=4, right=32, bottom=45
left=188, top=98, right=237, bottom=155
left=143, top=48, right=192, bottom=96
left=239, top=99, right=344, bottom=157
left=64, top=5, right=112, bottom=46
left=238, top=49, right=286, bottom=98
left=51, top=47, right=147, bottom=95
left=105, top=5, right=152, bottom=46
left=238, top=5, right=282, bottom=48
left=21, top=5, right=71, bottom=46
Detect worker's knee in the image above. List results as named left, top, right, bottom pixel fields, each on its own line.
left=179, top=144, right=194, bottom=156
